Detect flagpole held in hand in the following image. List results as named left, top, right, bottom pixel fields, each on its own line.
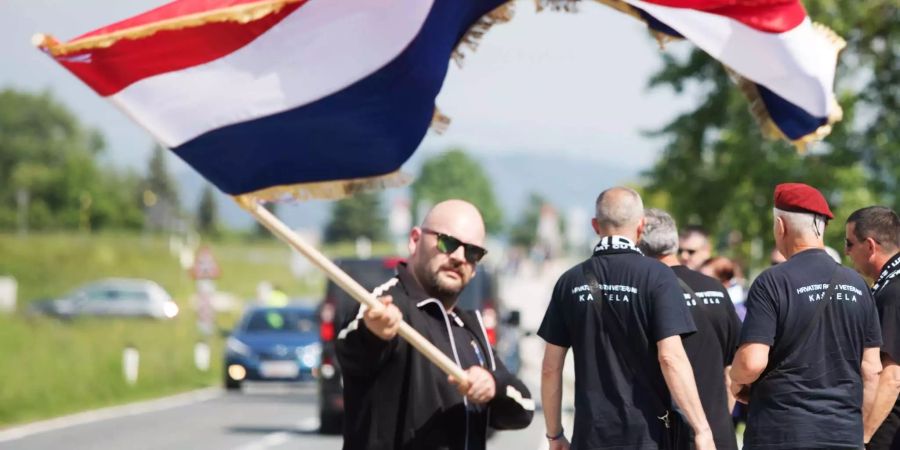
left=234, top=195, right=470, bottom=389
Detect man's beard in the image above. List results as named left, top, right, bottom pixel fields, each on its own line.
left=416, top=263, right=465, bottom=307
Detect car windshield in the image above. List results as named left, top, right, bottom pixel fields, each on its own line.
left=76, top=284, right=149, bottom=302
left=244, top=310, right=315, bottom=333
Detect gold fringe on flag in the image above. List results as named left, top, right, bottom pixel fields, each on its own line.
left=451, top=1, right=516, bottom=68
left=535, top=0, right=581, bottom=13
left=728, top=22, right=845, bottom=151
left=441, top=1, right=515, bottom=134
left=588, top=0, right=845, bottom=149
left=430, top=107, right=452, bottom=134
left=237, top=170, right=413, bottom=203
left=732, top=73, right=843, bottom=152
left=33, top=0, right=304, bottom=56
left=541, top=0, right=683, bottom=48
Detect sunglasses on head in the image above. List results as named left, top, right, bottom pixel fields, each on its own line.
left=421, top=228, right=487, bottom=263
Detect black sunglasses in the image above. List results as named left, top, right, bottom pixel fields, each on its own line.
left=421, top=228, right=487, bottom=263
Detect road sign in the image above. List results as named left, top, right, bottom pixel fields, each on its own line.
left=190, top=246, right=220, bottom=280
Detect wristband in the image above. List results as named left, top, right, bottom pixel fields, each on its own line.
left=546, top=428, right=564, bottom=440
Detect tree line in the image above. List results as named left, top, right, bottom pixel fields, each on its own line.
left=4, top=0, right=893, bottom=267
left=640, top=0, right=897, bottom=269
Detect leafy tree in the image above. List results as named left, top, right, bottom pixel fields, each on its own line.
left=142, top=145, right=182, bottom=231
left=196, top=185, right=219, bottom=236
left=0, top=88, right=142, bottom=231
left=144, top=145, right=180, bottom=208
left=640, top=0, right=896, bottom=269
left=509, top=193, right=548, bottom=248
left=411, top=149, right=503, bottom=234
left=323, top=191, right=387, bottom=243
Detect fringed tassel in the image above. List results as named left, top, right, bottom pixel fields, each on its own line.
left=431, top=107, right=451, bottom=134
left=451, top=2, right=515, bottom=68
left=241, top=171, right=413, bottom=203
left=729, top=68, right=842, bottom=152
left=35, top=0, right=303, bottom=56
left=812, top=22, right=847, bottom=53
left=651, top=31, right=681, bottom=50
left=535, top=0, right=581, bottom=13
left=593, top=0, right=643, bottom=21
left=727, top=21, right=846, bottom=151
left=592, top=0, right=681, bottom=48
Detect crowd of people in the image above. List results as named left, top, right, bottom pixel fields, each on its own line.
left=331, top=183, right=899, bottom=450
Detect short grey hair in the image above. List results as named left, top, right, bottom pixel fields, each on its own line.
left=595, top=187, right=644, bottom=229
left=774, top=208, right=825, bottom=238
left=639, top=208, right=679, bottom=257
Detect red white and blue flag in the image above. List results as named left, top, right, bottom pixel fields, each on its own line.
left=595, top=0, right=844, bottom=145
left=35, top=0, right=843, bottom=200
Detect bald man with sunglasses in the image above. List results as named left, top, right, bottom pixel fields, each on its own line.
left=336, top=199, right=534, bottom=450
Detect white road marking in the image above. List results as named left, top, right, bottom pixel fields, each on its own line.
left=0, top=387, right=222, bottom=443
left=232, top=431, right=291, bottom=450
left=295, top=416, right=319, bottom=433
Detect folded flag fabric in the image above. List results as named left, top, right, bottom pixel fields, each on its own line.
left=35, top=0, right=842, bottom=200
left=581, top=0, right=845, bottom=146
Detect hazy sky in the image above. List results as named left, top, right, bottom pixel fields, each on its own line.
left=0, top=0, right=696, bottom=175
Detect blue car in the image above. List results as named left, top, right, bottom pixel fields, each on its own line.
left=224, top=304, right=321, bottom=390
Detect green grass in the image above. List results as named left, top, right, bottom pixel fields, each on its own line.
left=0, top=314, right=221, bottom=425
left=0, top=232, right=325, bottom=306
left=0, top=231, right=358, bottom=427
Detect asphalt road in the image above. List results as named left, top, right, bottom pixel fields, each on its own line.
left=1, top=381, right=546, bottom=450
left=0, top=260, right=568, bottom=450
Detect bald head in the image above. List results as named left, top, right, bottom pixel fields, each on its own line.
left=593, top=187, right=644, bottom=238
left=420, top=199, right=486, bottom=247
left=409, top=199, right=486, bottom=308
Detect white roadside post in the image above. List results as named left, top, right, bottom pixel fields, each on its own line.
left=123, top=344, right=140, bottom=385
left=194, top=341, right=211, bottom=372
left=0, top=277, right=17, bottom=314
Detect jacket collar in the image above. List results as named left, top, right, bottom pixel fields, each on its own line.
left=396, top=262, right=431, bottom=302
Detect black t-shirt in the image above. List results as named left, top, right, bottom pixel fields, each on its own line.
left=868, top=252, right=900, bottom=450
left=671, top=265, right=741, bottom=450
left=740, top=248, right=882, bottom=450
left=538, top=236, right=696, bottom=450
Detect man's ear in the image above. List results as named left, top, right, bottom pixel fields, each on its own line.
left=774, top=216, right=786, bottom=240
left=409, top=227, right=421, bottom=255
left=865, top=237, right=878, bottom=257
left=635, top=217, right=646, bottom=242
left=591, top=218, right=600, bottom=235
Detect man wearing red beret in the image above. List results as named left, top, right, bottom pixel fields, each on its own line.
left=730, top=182, right=883, bottom=450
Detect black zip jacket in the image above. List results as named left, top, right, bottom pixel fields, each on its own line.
left=335, top=263, right=534, bottom=450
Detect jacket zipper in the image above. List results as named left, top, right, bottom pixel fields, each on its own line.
left=415, top=299, right=469, bottom=450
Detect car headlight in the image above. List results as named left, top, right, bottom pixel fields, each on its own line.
left=297, top=342, right=321, bottom=367
left=226, top=337, right=253, bottom=357
left=162, top=301, right=179, bottom=318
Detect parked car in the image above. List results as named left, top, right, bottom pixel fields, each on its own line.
left=224, top=304, right=321, bottom=390
left=28, top=278, right=179, bottom=319
left=316, top=257, right=521, bottom=434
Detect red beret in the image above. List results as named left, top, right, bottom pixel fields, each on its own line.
left=774, top=183, right=834, bottom=219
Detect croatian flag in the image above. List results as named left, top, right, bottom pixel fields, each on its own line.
left=592, top=0, right=845, bottom=145
left=36, top=0, right=842, bottom=200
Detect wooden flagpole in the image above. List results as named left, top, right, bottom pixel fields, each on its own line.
left=233, top=195, right=469, bottom=387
